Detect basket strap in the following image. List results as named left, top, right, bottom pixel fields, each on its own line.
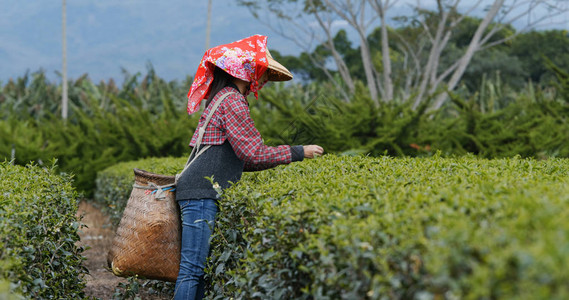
left=132, top=182, right=176, bottom=200
left=175, top=92, right=237, bottom=184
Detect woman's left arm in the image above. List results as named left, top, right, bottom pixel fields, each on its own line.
left=243, top=144, right=304, bottom=171
left=223, top=95, right=304, bottom=171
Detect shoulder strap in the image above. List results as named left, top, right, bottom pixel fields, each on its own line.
left=175, top=92, right=237, bottom=183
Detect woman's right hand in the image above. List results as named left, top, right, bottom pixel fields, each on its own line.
left=303, top=145, right=324, bottom=159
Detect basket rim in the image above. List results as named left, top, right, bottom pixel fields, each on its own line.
left=133, top=168, right=176, bottom=181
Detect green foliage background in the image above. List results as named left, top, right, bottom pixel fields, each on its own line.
left=0, top=69, right=197, bottom=195
left=1, top=29, right=569, bottom=195
left=252, top=80, right=569, bottom=158
left=1, top=68, right=569, bottom=196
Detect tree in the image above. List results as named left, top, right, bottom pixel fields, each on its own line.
left=509, top=30, right=569, bottom=84
left=238, top=0, right=569, bottom=109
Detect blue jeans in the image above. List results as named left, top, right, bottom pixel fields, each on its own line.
left=174, top=199, right=218, bottom=300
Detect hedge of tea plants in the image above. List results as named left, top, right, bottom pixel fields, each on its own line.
left=0, top=161, right=87, bottom=298
left=95, top=154, right=569, bottom=299
left=207, top=154, right=569, bottom=299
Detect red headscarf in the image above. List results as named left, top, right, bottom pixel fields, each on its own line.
left=186, top=35, right=269, bottom=115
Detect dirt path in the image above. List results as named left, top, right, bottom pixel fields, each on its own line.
left=77, top=201, right=171, bottom=299
left=77, top=201, right=127, bottom=299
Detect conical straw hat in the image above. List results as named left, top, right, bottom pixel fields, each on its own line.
left=266, top=49, right=293, bottom=81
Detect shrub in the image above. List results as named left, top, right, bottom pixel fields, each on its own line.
left=254, top=81, right=569, bottom=159
left=424, top=91, right=569, bottom=158
left=207, top=154, right=569, bottom=299
left=0, top=161, right=87, bottom=298
left=95, top=154, right=569, bottom=299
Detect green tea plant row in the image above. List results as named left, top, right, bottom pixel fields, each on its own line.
left=0, top=161, right=87, bottom=298
left=95, top=154, right=569, bottom=299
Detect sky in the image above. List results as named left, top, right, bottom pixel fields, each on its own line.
left=0, top=0, right=299, bottom=84
left=1, top=1, right=567, bottom=84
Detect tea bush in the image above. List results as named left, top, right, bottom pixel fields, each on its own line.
left=208, top=154, right=569, bottom=299
left=95, top=154, right=569, bottom=299
left=0, top=161, right=87, bottom=298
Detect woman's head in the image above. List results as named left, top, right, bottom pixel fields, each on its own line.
left=205, top=67, right=268, bottom=108
left=187, top=35, right=292, bottom=115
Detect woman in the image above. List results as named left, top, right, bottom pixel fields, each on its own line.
left=174, top=35, right=324, bottom=299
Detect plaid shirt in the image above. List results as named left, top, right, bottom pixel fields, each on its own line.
left=190, top=86, right=293, bottom=171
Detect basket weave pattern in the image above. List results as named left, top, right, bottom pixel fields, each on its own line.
left=107, top=168, right=181, bottom=282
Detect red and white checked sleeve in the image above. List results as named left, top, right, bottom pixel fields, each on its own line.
left=223, top=94, right=293, bottom=171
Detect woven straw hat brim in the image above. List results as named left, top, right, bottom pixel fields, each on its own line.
left=266, top=50, right=293, bottom=81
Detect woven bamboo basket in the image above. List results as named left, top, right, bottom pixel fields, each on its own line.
left=107, top=168, right=181, bottom=282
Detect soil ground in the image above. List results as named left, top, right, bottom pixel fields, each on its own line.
left=77, top=200, right=171, bottom=300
